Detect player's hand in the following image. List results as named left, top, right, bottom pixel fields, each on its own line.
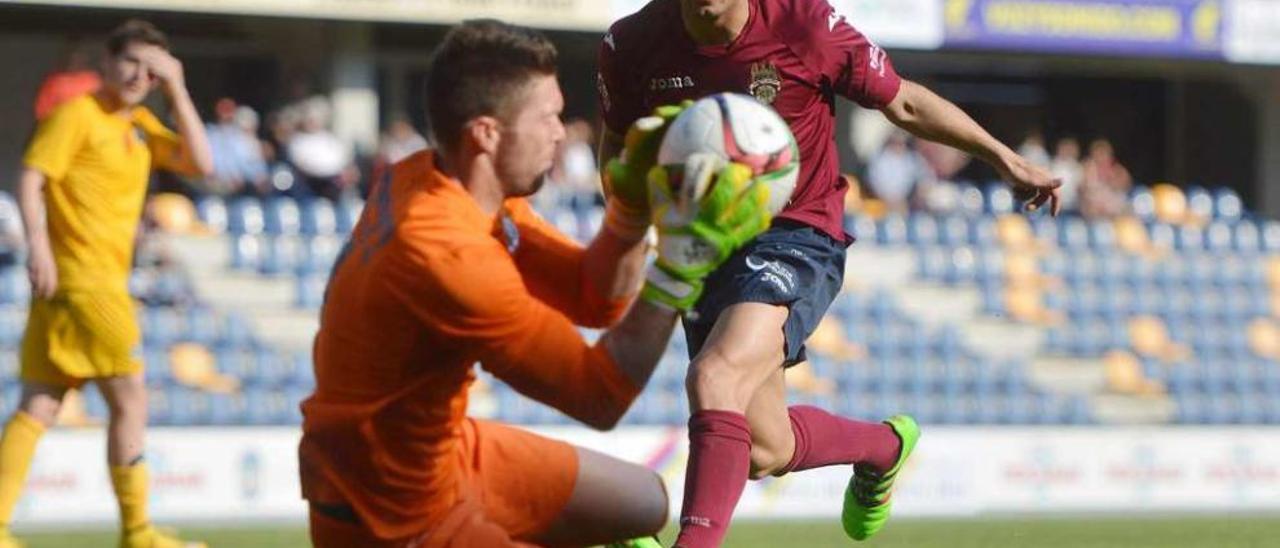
left=602, top=102, right=691, bottom=221
left=1000, top=154, right=1061, bottom=216
left=642, top=155, right=772, bottom=312
left=138, top=46, right=185, bottom=89
left=27, top=239, right=57, bottom=299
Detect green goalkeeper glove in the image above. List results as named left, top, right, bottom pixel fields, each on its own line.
left=642, top=153, right=775, bottom=313
left=601, top=103, right=691, bottom=239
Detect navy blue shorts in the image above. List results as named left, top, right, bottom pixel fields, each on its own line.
left=683, top=219, right=849, bottom=367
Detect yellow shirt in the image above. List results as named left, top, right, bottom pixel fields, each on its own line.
left=23, top=94, right=184, bottom=292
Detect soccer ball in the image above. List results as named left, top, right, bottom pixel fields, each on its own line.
left=657, top=92, right=800, bottom=216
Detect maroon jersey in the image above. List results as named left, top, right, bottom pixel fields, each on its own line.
left=598, top=0, right=902, bottom=242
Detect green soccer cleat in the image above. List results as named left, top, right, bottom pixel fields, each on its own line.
left=841, top=414, right=921, bottom=541
left=603, top=536, right=663, bottom=548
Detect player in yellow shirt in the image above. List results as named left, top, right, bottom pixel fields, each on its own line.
left=0, top=20, right=212, bottom=548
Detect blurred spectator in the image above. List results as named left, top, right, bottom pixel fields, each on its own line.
left=286, top=96, right=358, bottom=201
left=866, top=131, right=931, bottom=213
left=378, top=115, right=429, bottom=164
left=205, top=98, right=270, bottom=197
left=34, top=37, right=100, bottom=121
left=1050, top=137, right=1083, bottom=212
left=1016, top=130, right=1051, bottom=169
left=1080, top=139, right=1132, bottom=219
left=368, top=115, right=429, bottom=197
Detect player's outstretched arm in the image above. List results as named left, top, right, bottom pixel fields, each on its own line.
left=881, top=79, right=1061, bottom=215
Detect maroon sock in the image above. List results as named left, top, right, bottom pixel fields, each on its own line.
left=673, top=410, right=752, bottom=548
left=778, top=405, right=901, bottom=475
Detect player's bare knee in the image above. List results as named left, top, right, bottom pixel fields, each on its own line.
left=19, top=397, right=61, bottom=427
left=686, top=356, right=750, bottom=412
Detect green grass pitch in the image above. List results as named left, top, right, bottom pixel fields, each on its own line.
left=18, top=515, right=1280, bottom=547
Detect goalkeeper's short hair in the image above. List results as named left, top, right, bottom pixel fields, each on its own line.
left=425, top=19, right=558, bottom=154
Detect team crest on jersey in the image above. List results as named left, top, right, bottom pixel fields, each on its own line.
left=749, top=62, right=782, bottom=105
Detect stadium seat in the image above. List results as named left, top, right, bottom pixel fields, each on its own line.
left=1146, top=222, right=1176, bottom=250
left=299, top=199, right=338, bottom=236
left=1203, top=221, right=1233, bottom=253
left=907, top=215, right=939, bottom=246
left=226, top=198, right=265, bottom=236
left=1233, top=221, right=1261, bottom=254
left=1174, top=225, right=1205, bottom=251
left=939, top=216, right=969, bottom=247
left=335, top=198, right=364, bottom=234
left=958, top=184, right=986, bottom=217
left=229, top=234, right=262, bottom=271
left=295, top=274, right=327, bottom=309
left=876, top=215, right=908, bottom=246
left=195, top=195, right=228, bottom=234
left=848, top=215, right=877, bottom=245
left=1058, top=217, right=1089, bottom=250
left=1262, top=221, right=1280, bottom=253
left=1185, top=186, right=1214, bottom=222
left=1129, top=185, right=1155, bottom=221
left=258, top=236, right=304, bottom=276
left=1213, top=188, right=1243, bottom=221
left=1152, top=184, right=1190, bottom=225
left=984, top=182, right=1015, bottom=215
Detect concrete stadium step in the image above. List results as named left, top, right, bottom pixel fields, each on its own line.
left=163, top=233, right=316, bottom=351
left=1028, top=356, right=1108, bottom=395
left=1090, top=393, right=1177, bottom=424
left=960, top=318, right=1044, bottom=361
left=893, top=282, right=982, bottom=328
left=845, top=246, right=916, bottom=290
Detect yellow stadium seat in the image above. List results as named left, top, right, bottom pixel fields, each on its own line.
left=996, top=214, right=1036, bottom=251
left=1004, top=286, right=1063, bottom=326
left=170, top=342, right=240, bottom=393
left=1152, top=183, right=1187, bottom=225
left=146, top=193, right=198, bottom=234
left=807, top=316, right=865, bottom=362
left=1248, top=318, right=1280, bottom=361
left=1128, top=315, right=1192, bottom=362
left=1103, top=350, right=1165, bottom=396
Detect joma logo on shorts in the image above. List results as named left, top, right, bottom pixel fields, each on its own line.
left=651, top=75, right=695, bottom=91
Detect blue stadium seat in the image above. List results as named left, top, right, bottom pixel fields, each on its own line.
left=299, top=199, right=338, bottom=236
left=0, top=269, right=27, bottom=306
left=1204, top=221, right=1233, bottom=253
left=169, top=387, right=212, bottom=426
left=258, top=236, right=304, bottom=276
left=958, top=184, right=986, bottom=217
left=1213, top=188, right=1243, bottom=221
left=262, top=198, right=301, bottom=236
left=1174, top=225, right=1205, bottom=251
left=1058, top=217, right=1089, bottom=250
left=916, top=247, right=947, bottom=281
left=1129, top=186, right=1155, bottom=221
left=876, top=216, right=908, bottom=246
left=944, top=248, right=978, bottom=285
left=849, top=215, right=877, bottom=245
left=147, top=386, right=172, bottom=426
left=295, top=275, right=326, bottom=310
left=208, top=393, right=247, bottom=425
left=335, top=198, right=363, bottom=234
left=1263, top=221, right=1280, bottom=253
left=1087, top=220, right=1116, bottom=250
left=970, top=217, right=997, bottom=247
left=194, top=196, right=228, bottom=234
left=1147, top=222, right=1176, bottom=250
left=228, top=198, right=265, bottom=236
left=939, top=216, right=969, bottom=247
left=984, top=182, right=1015, bottom=215
left=907, top=215, right=939, bottom=246
left=1185, top=186, right=1214, bottom=221
left=229, top=234, right=262, bottom=271
left=1233, top=221, right=1261, bottom=255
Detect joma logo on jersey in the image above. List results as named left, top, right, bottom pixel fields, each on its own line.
left=650, top=75, right=695, bottom=91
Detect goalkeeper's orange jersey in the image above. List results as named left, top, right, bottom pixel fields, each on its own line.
left=298, top=150, right=640, bottom=540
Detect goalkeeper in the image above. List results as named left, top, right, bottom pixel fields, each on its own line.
left=297, top=20, right=770, bottom=548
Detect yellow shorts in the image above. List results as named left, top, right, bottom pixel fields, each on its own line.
left=20, top=291, right=142, bottom=389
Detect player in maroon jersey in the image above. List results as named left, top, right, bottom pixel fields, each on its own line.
left=598, top=1, right=1060, bottom=546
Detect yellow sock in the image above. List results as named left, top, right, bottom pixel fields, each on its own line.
left=110, top=462, right=150, bottom=533
left=0, top=412, right=45, bottom=528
